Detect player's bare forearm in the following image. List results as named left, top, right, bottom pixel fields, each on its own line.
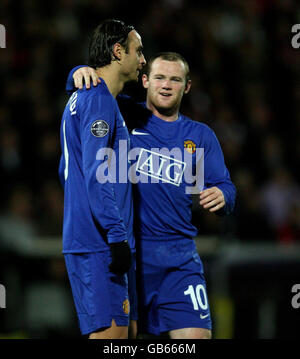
left=73, top=67, right=100, bottom=89
left=199, top=187, right=225, bottom=212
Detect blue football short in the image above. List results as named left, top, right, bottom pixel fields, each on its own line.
left=137, top=238, right=212, bottom=335
left=64, top=250, right=137, bottom=335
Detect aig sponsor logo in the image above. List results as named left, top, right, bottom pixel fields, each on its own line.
left=136, top=148, right=186, bottom=186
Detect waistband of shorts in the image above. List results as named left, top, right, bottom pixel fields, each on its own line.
left=62, top=247, right=136, bottom=254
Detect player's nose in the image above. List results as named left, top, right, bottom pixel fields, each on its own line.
left=162, top=79, right=172, bottom=89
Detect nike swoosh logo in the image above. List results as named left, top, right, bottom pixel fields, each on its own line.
left=200, top=313, right=209, bottom=319
left=131, top=129, right=149, bottom=135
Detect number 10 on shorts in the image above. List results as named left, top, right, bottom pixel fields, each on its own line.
left=184, top=284, right=208, bottom=311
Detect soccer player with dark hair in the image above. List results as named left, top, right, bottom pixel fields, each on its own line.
left=58, top=19, right=146, bottom=339
left=66, top=51, right=236, bottom=339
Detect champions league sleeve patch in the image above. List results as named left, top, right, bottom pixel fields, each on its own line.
left=91, top=120, right=109, bottom=137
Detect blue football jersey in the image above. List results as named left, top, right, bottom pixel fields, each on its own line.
left=126, top=104, right=236, bottom=241
left=59, top=80, right=135, bottom=253
left=65, top=68, right=236, bottom=243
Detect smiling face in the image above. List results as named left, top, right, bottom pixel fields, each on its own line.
left=142, top=57, right=191, bottom=120
left=121, top=30, right=146, bottom=82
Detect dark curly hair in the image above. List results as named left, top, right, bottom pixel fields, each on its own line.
left=88, top=19, right=134, bottom=69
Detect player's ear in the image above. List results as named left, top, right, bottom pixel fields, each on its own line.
left=112, top=42, right=122, bottom=61
left=142, top=74, right=149, bottom=89
left=184, top=79, right=192, bottom=94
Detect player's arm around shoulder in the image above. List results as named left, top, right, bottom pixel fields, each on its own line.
left=65, top=65, right=100, bottom=96
left=73, top=66, right=100, bottom=90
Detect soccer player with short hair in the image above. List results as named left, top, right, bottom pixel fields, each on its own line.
left=66, top=52, right=236, bottom=339
left=58, top=19, right=146, bottom=339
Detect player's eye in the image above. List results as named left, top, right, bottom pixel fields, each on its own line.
left=137, top=47, right=144, bottom=56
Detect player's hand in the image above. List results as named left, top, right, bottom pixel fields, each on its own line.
left=199, top=187, right=225, bottom=212
left=109, top=240, right=132, bottom=275
left=73, top=67, right=100, bottom=90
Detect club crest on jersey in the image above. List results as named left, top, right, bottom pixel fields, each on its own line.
left=91, top=120, right=109, bottom=137
left=122, top=299, right=130, bottom=315
left=184, top=140, right=196, bottom=154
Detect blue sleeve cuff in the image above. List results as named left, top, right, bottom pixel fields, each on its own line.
left=216, top=183, right=237, bottom=216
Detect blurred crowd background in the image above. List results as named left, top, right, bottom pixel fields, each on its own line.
left=0, top=0, right=300, bottom=339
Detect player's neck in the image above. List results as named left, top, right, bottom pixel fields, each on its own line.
left=96, top=67, right=125, bottom=98
left=146, top=102, right=179, bottom=122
